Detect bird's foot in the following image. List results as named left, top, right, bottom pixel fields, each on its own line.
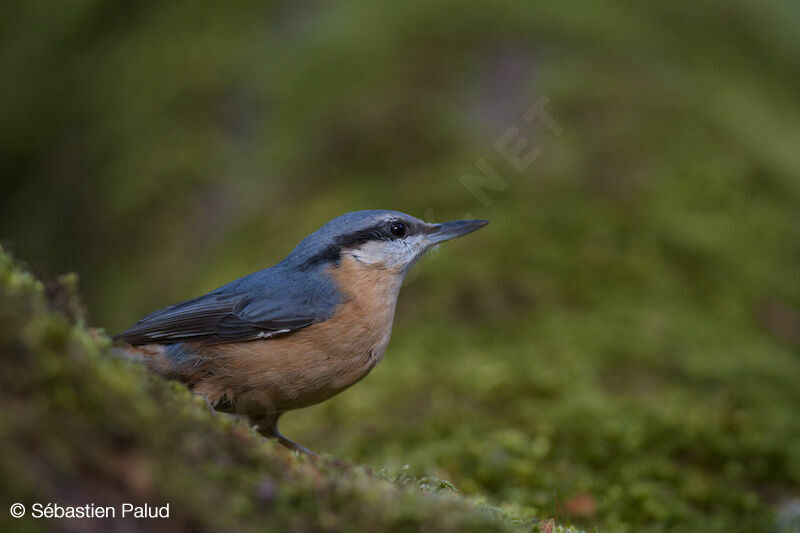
left=255, top=418, right=318, bottom=457
left=274, top=432, right=318, bottom=457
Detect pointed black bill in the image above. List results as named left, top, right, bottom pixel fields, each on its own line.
left=426, top=219, right=489, bottom=245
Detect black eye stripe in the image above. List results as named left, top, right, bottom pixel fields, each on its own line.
left=334, top=220, right=414, bottom=249
left=304, top=220, right=416, bottom=268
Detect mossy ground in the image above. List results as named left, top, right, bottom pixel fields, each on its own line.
left=0, top=250, right=559, bottom=532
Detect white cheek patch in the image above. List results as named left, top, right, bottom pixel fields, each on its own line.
left=349, top=235, right=428, bottom=270
left=404, top=234, right=429, bottom=264
left=349, top=241, right=387, bottom=265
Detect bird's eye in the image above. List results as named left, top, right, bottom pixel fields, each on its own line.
left=389, top=221, right=407, bottom=238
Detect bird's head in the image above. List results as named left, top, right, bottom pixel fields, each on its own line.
left=288, top=210, right=488, bottom=274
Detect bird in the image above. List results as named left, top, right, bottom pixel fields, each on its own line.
left=114, top=210, right=488, bottom=455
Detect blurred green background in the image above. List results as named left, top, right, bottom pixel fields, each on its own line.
left=2, top=0, right=800, bottom=530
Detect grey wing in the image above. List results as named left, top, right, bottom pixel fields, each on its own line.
left=114, top=272, right=339, bottom=345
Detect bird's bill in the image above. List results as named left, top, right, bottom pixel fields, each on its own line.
left=425, top=219, right=489, bottom=245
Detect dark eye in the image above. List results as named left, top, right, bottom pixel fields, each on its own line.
left=389, top=221, right=407, bottom=238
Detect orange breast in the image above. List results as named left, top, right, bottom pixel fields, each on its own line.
left=179, top=254, right=405, bottom=416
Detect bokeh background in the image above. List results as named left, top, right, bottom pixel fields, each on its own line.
left=2, top=1, right=800, bottom=530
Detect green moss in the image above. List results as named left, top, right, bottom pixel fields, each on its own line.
left=0, top=249, right=554, bottom=532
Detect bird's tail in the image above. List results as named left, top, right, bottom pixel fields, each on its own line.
left=111, top=343, right=176, bottom=378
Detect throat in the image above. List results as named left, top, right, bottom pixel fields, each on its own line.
left=329, top=255, right=404, bottom=338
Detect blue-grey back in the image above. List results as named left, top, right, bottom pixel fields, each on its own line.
left=114, top=210, right=411, bottom=346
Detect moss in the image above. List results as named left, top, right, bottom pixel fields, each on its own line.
left=0, top=248, right=561, bottom=532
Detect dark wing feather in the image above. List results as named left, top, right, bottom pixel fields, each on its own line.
left=114, top=269, right=339, bottom=345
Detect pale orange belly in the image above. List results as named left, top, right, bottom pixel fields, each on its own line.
left=189, top=326, right=389, bottom=415
left=136, top=254, right=402, bottom=417
left=189, top=305, right=395, bottom=414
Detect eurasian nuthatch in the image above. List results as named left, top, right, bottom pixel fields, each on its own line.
left=115, top=210, right=488, bottom=454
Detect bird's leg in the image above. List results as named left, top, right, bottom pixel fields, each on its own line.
left=275, top=431, right=318, bottom=457
left=255, top=415, right=318, bottom=457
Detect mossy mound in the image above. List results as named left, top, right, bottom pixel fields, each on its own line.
left=0, top=249, right=563, bottom=532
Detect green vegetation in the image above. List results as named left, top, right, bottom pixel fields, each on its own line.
left=2, top=1, right=800, bottom=531
left=0, top=250, right=551, bottom=532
